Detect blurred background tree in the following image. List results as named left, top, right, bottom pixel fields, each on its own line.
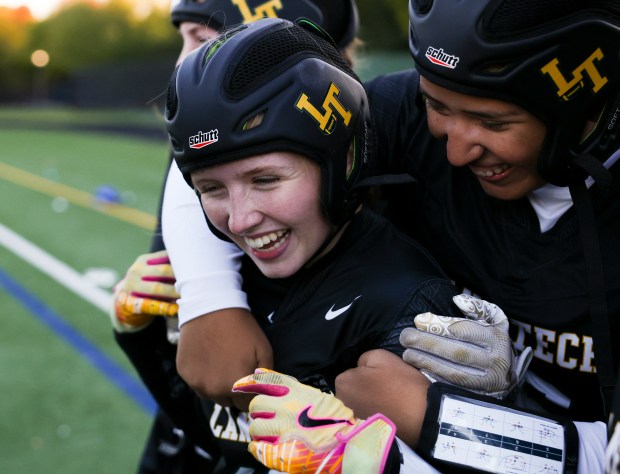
left=1, top=0, right=409, bottom=106
left=357, top=0, right=409, bottom=49
left=26, top=0, right=178, bottom=73
left=0, top=6, right=36, bottom=101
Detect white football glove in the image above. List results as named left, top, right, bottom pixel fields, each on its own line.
left=400, top=294, right=532, bottom=399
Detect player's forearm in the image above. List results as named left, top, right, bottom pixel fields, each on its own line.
left=176, top=308, right=273, bottom=411
left=335, top=349, right=431, bottom=448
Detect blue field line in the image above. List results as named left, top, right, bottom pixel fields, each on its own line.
left=0, top=268, right=157, bottom=416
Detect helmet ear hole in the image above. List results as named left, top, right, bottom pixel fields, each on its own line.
left=346, top=144, right=354, bottom=176
left=242, top=111, right=266, bottom=131
left=169, top=135, right=183, bottom=153
left=165, top=66, right=180, bottom=121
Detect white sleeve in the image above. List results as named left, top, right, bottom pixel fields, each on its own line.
left=575, top=421, right=606, bottom=474
left=606, top=420, right=620, bottom=473
left=161, top=160, right=249, bottom=327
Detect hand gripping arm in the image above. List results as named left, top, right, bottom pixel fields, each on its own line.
left=400, top=294, right=533, bottom=398
left=110, top=250, right=179, bottom=333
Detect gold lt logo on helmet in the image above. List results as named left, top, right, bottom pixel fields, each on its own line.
left=295, top=83, right=352, bottom=134
left=232, top=0, right=283, bottom=23
left=541, top=47, right=608, bottom=101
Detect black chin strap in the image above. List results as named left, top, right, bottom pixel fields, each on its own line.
left=353, top=173, right=417, bottom=189
left=568, top=154, right=615, bottom=417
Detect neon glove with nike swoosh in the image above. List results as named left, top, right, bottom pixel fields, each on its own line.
left=232, top=369, right=397, bottom=474
left=400, top=294, right=533, bottom=399
left=110, top=250, right=179, bottom=333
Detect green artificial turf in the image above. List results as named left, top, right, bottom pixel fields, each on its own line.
left=0, top=110, right=170, bottom=473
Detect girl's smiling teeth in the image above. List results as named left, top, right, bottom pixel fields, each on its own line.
left=472, top=163, right=510, bottom=177
left=244, top=230, right=289, bottom=250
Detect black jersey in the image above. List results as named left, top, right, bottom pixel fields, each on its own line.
left=366, top=69, right=620, bottom=422
left=248, top=208, right=459, bottom=387
left=203, top=208, right=460, bottom=470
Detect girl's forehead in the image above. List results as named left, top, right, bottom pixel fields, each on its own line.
left=420, top=77, right=529, bottom=118
left=193, top=151, right=314, bottom=178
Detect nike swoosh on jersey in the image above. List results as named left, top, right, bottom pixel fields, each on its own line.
left=324, top=295, right=362, bottom=320
left=297, top=406, right=351, bottom=429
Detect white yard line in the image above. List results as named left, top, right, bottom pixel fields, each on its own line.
left=0, top=222, right=112, bottom=313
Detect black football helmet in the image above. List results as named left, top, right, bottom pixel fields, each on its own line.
left=170, top=0, right=358, bottom=48
left=165, top=18, right=371, bottom=226
left=409, top=0, right=620, bottom=186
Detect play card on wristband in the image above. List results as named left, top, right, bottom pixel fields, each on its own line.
left=417, top=384, right=579, bottom=474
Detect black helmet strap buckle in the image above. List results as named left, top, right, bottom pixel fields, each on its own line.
left=572, top=153, right=612, bottom=192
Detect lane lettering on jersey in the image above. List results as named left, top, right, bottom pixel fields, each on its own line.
left=324, top=295, right=362, bottom=321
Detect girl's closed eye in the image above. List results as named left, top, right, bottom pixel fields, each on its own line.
left=422, top=95, right=449, bottom=115
left=195, top=183, right=223, bottom=196
left=481, top=120, right=510, bottom=132
left=253, top=176, right=280, bottom=186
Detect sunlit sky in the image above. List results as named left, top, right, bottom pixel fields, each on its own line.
left=0, top=0, right=170, bottom=19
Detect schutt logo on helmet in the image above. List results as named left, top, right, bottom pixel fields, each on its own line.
left=189, top=129, right=219, bottom=149
left=425, top=46, right=459, bottom=69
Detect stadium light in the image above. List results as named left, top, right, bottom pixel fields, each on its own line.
left=31, top=50, right=50, bottom=103
left=31, top=49, right=50, bottom=68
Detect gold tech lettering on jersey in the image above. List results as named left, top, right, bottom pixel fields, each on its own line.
left=295, top=82, right=352, bottom=135
left=540, top=47, right=608, bottom=101
left=512, top=320, right=595, bottom=373
left=232, top=0, right=283, bottom=22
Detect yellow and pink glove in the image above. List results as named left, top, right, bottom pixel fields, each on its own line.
left=110, top=250, right=179, bottom=333
left=232, top=369, right=396, bottom=474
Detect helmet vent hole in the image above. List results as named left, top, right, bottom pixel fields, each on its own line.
left=486, top=0, right=620, bottom=38
left=243, top=112, right=266, bottom=131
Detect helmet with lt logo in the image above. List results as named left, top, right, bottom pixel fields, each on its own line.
left=170, top=0, right=359, bottom=48
left=165, top=18, right=371, bottom=227
left=408, top=0, right=620, bottom=186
